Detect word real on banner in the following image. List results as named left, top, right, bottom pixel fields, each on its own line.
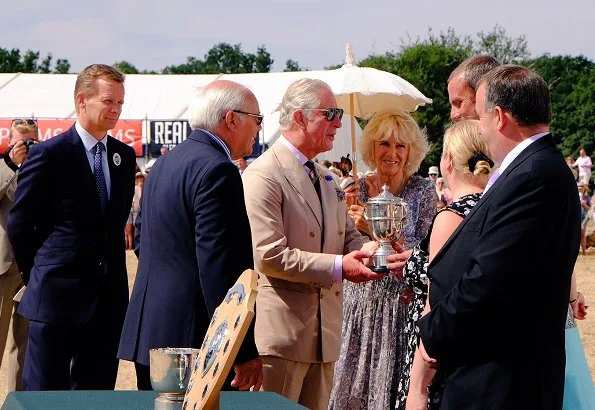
left=148, top=120, right=192, bottom=156
left=0, top=119, right=143, bottom=156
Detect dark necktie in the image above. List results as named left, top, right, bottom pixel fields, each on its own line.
left=94, top=142, right=108, bottom=213
left=305, top=160, right=321, bottom=200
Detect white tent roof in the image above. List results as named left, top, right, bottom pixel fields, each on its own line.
left=0, top=71, right=370, bottom=170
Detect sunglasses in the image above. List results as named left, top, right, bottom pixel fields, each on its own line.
left=233, top=110, right=263, bottom=126
left=307, top=108, right=344, bottom=121
left=12, top=118, right=38, bottom=126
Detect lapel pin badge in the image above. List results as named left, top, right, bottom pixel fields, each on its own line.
left=113, top=153, right=121, bottom=166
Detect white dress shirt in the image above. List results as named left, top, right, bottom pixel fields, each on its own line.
left=484, top=132, right=549, bottom=193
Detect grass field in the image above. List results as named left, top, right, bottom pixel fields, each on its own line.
left=1, top=250, right=594, bottom=400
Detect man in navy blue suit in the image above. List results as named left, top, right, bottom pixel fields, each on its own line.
left=118, top=80, right=263, bottom=391
left=413, top=66, right=580, bottom=409
left=7, top=64, right=136, bottom=390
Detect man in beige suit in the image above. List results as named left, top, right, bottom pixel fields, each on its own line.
left=242, top=79, right=382, bottom=410
left=0, top=119, right=37, bottom=391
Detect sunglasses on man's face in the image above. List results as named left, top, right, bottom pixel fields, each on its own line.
left=308, top=108, right=344, bottom=122
left=12, top=118, right=37, bottom=126
left=232, top=110, right=263, bottom=126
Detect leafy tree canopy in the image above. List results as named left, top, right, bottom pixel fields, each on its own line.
left=0, top=47, right=70, bottom=73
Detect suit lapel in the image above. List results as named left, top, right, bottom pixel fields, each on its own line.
left=106, top=137, right=126, bottom=219
left=318, top=164, right=339, bottom=246
left=67, top=127, right=103, bottom=216
left=272, top=143, right=323, bottom=229
left=429, top=134, right=555, bottom=267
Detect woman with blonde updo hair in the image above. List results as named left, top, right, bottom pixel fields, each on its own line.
left=398, top=120, right=494, bottom=409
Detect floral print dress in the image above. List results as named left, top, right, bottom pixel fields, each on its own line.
left=329, top=175, right=437, bottom=410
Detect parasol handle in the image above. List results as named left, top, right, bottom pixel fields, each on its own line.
left=349, top=94, right=357, bottom=176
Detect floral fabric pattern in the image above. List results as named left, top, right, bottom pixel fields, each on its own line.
left=329, top=175, right=437, bottom=410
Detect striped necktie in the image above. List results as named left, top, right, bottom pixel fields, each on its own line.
left=305, top=160, right=321, bottom=200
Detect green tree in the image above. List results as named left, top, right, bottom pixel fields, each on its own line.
left=163, top=56, right=206, bottom=74
left=284, top=59, right=306, bottom=72
left=528, top=54, right=595, bottom=156
left=474, top=24, right=529, bottom=63
left=114, top=60, right=140, bottom=74
left=164, top=43, right=273, bottom=74
left=54, top=58, right=70, bottom=74
left=254, top=46, right=273, bottom=73
left=0, top=47, right=71, bottom=73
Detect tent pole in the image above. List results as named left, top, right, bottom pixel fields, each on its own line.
left=349, top=94, right=357, bottom=176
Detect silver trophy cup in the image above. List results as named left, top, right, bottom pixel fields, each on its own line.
left=364, top=184, right=407, bottom=273
left=150, top=347, right=201, bottom=410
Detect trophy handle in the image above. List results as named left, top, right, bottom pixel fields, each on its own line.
left=178, top=354, right=188, bottom=389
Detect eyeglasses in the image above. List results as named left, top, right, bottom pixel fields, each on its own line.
left=232, top=110, right=263, bottom=126
left=11, top=118, right=38, bottom=126
left=306, top=108, right=344, bottom=122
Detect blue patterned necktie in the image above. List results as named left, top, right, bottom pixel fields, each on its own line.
left=94, top=142, right=108, bottom=213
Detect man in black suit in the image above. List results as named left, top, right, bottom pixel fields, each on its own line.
left=416, top=66, right=580, bottom=409
left=118, top=80, right=263, bottom=391
left=7, top=64, right=136, bottom=390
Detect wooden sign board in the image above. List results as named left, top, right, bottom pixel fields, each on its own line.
left=183, top=269, right=258, bottom=410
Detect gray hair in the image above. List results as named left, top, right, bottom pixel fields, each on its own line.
left=188, top=82, right=250, bottom=131
left=278, top=79, right=333, bottom=131
left=481, top=65, right=551, bottom=126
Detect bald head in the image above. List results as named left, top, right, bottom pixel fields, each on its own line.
left=188, top=80, right=256, bottom=132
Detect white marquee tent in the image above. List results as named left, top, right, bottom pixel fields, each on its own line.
left=0, top=71, right=368, bottom=169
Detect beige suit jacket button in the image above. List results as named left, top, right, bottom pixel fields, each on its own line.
left=335, top=291, right=341, bottom=296
left=338, top=230, right=344, bottom=235
left=309, top=231, right=315, bottom=238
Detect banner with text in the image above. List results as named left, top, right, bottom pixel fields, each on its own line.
left=147, top=120, right=192, bottom=157
left=0, top=119, right=143, bottom=156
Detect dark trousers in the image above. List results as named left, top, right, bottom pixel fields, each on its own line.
left=23, top=309, right=122, bottom=390
left=135, top=362, right=152, bottom=390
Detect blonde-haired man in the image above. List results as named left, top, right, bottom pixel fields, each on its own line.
left=8, top=64, right=136, bottom=390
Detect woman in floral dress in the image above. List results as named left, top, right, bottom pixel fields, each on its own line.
left=329, top=111, right=436, bottom=410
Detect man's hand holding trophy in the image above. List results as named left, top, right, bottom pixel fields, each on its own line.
left=363, top=184, right=410, bottom=274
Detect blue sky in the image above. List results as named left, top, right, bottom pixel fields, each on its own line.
left=1, top=0, right=593, bottom=73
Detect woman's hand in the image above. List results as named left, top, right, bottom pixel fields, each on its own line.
left=572, top=291, right=588, bottom=320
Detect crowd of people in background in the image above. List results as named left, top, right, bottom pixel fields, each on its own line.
left=0, top=56, right=593, bottom=410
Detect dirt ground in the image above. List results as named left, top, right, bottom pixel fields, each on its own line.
left=1, top=250, right=594, bottom=401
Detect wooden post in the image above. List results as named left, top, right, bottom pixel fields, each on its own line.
left=349, top=93, right=357, bottom=176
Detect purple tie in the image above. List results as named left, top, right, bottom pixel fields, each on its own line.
left=484, top=168, right=501, bottom=193
left=94, top=143, right=108, bottom=213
